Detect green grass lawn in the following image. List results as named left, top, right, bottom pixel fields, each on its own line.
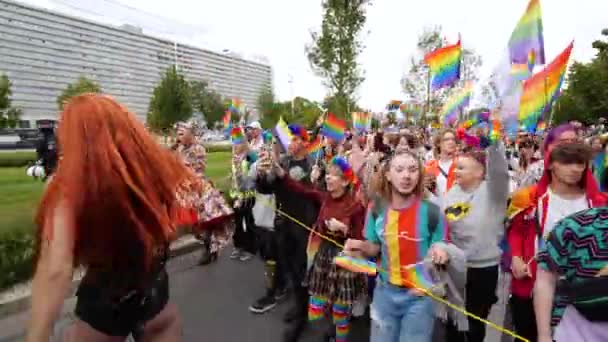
left=0, top=151, right=232, bottom=234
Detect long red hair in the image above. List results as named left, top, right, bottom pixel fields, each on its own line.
left=35, top=94, right=193, bottom=272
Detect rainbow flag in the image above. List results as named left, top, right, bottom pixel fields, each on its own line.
left=230, top=126, right=245, bottom=145
left=441, top=82, right=473, bottom=126
left=386, top=100, right=402, bottom=111
left=518, top=41, right=573, bottom=131
left=274, top=117, right=292, bottom=150
left=222, top=110, right=231, bottom=129
left=334, top=255, right=377, bottom=276
left=592, top=152, right=607, bottom=192
left=306, top=231, right=323, bottom=271
left=352, top=112, right=371, bottom=132
left=527, top=50, right=536, bottom=72
left=400, top=103, right=423, bottom=119
left=508, top=0, right=545, bottom=65
left=489, top=119, right=502, bottom=143
left=402, top=262, right=435, bottom=290
left=536, top=119, right=547, bottom=133
left=306, top=135, right=322, bottom=156
left=321, top=113, right=346, bottom=141
left=424, top=39, right=462, bottom=90
left=510, top=63, right=532, bottom=81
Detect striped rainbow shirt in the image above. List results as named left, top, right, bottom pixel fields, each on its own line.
left=364, top=199, right=448, bottom=287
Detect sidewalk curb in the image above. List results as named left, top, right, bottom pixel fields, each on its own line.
left=0, top=238, right=200, bottom=320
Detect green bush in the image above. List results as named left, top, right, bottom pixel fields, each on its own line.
left=0, top=151, right=37, bottom=167
left=0, top=229, right=35, bottom=290
left=0, top=144, right=231, bottom=167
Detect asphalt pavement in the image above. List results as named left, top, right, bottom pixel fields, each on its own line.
left=0, top=249, right=513, bottom=342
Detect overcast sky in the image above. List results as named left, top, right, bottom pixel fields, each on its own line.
left=21, top=0, right=608, bottom=111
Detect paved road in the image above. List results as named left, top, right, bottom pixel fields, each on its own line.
left=0, top=249, right=513, bottom=342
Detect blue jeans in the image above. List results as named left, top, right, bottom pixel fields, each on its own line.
left=370, top=281, right=434, bottom=342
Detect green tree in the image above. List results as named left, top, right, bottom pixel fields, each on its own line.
left=57, top=76, right=101, bottom=110
left=306, top=0, right=370, bottom=120
left=552, top=28, right=608, bottom=124
left=401, top=26, right=482, bottom=123
left=147, top=66, right=193, bottom=131
left=0, top=74, right=22, bottom=128
left=386, top=112, right=397, bottom=126
left=257, top=87, right=280, bottom=129
left=257, top=89, right=324, bottom=129
left=190, top=80, right=225, bottom=128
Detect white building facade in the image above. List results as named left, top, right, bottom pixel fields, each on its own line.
left=0, top=0, right=272, bottom=127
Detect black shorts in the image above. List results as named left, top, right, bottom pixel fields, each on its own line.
left=74, top=269, right=169, bottom=337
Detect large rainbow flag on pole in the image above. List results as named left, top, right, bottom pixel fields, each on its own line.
left=518, top=41, right=573, bottom=131
left=424, top=39, right=462, bottom=90
left=508, top=0, right=545, bottom=66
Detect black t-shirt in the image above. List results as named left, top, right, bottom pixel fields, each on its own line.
left=275, top=156, right=319, bottom=227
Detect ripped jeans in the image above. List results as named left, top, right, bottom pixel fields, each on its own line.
left=370, top=281, right=434, bottom=342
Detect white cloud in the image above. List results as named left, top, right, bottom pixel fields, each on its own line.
left=20, top=0, right=608, bottom=112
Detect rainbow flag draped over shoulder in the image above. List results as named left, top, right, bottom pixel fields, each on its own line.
left=441, top=82, right=473, bottom=126
left=321, top=113, right=346, bottom=141
left=424, top=39, right=462, bottom=90
left=518, top=41, right=573, bottom=131
left=508, top=0, right=545, bottom=65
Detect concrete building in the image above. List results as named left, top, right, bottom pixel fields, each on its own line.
left=0, top=0, right=272, bottom=127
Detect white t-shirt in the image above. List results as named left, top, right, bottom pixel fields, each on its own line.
left=436, top=159, right=453, bottom=194
left=544, top=190, right=589, bottom=238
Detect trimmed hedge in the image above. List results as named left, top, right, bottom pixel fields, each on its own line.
left=0, top=229, right=35, bottom=291
left=0, top=143, right=231, bottom=167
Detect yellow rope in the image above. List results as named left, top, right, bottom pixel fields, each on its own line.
left=250, top=193, right=529, bottom=342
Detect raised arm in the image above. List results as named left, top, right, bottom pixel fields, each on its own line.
left=280, top=176, right=325, bottom=204
left=486, top=142, right=510, bottom=205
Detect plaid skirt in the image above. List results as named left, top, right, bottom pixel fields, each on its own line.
left=305, top=241, right=367, bottom=304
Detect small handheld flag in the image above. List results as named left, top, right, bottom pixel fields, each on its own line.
left=320, top=113, right=346, bottom=141
left=230, top=126, right=245, bottom=145
left=402, top=262, right=435, bottom=290
left=334, top=254, right=377, bottom=276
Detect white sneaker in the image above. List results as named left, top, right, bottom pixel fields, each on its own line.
left=239, top=253, right=253, bottom=261
left=230, top=249, right=241, bottom=259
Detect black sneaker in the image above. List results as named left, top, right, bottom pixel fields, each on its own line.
left=249, top=294, right=277, bottom=314
left=274, top=288, right=288, bottom=302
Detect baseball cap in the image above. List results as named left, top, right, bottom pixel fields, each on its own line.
left=247, top=121, right=262, bottom=130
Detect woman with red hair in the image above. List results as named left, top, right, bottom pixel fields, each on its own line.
left=26, top=94, right=189, bottom=342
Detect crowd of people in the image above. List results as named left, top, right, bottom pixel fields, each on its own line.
left=23, top=93, right=608, bottom=342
